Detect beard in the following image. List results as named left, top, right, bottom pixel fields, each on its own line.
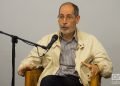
left=60, top=27, right=75, bottom=35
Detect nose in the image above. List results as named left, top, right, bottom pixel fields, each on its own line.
left=63, top=17, right=67, bottom=25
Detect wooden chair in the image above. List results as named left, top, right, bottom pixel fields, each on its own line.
left=25, top=68, right=101, bottom=86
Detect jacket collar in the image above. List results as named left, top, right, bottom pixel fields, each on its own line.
left=76, top=29, right=85, bottom=49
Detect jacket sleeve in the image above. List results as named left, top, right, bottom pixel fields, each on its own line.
left=18, top=35, right=51, bottom=71
left=91, top=35, right=113, bottom=78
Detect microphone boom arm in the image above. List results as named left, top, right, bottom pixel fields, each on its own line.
left=0, top=30, right=47, bottom=86
left=0, top=31, right=46, bottom=49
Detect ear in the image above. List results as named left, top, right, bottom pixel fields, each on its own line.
left=76, top=15, right=80, bottom=24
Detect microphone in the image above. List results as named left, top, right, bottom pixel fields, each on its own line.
left=46, top=34, right=58, bottom=50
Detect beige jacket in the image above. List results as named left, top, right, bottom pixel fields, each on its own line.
left=18, top=30, right=112, bottom=86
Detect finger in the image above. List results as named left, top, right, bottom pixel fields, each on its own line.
left=18, top=70, right=25, bottom=76
left=91, top=65, right=99, bottom=77
left=91, top=67, right=96, bottom=77
left=94, top=66, right=99, bottom=76
left=81, top=62, right=92, bottom=68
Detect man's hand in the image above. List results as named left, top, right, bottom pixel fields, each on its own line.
left=18, top=63, right=35, bottom=77
left=82, top=62, right=100, bottom=78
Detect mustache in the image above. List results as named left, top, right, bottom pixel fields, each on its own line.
left=60, top=26, right=69, bottom=29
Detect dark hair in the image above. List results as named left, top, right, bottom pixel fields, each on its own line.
left=58, top=2, right=79, bottom=16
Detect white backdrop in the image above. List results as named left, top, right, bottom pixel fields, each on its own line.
left=0, top=0, right=120, bottom=86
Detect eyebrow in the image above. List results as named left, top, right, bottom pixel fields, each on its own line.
left=58, top=13, right=74, bottom=16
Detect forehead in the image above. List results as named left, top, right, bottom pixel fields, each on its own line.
left=59, top=4, right=74, bottom=15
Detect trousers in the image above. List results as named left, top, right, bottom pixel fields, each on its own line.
left=40, top=75, right=83, bottom=86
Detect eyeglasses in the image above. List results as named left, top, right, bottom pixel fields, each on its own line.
left=58, top=14, right=76, bottom=21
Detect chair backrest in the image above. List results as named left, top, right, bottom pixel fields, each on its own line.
left=25, top=68, right=101, bottom=86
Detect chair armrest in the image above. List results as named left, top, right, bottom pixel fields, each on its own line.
left=25, top=67, right=44, bottom=86
left=90, top=74, right=101, bottom=86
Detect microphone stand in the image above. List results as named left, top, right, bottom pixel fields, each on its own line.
left=0, top=31, right=47, bottom=86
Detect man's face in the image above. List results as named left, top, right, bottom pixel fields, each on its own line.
left=58, top=4, right=80, bottom=35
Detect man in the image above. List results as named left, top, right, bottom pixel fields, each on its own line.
left=18, top=2, right=113, bottom=86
